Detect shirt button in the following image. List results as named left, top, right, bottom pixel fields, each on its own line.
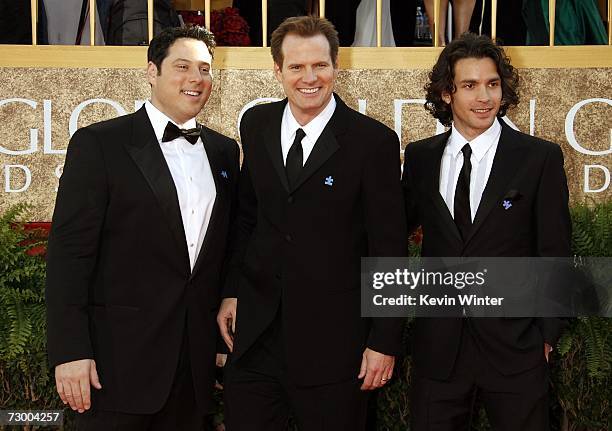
left=189, top=177, right=193, bottom=182
left=190, top=243, right=195, bottom=248
left=191, top=210, right=195, bottom=214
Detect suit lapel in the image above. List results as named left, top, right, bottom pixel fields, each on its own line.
left=124, top=107, right=189, bottom=268
left=191, top=126, right=229, bottom=277
left=426, top=130, right=463, bottom=243
left=463, top=122, right=523, bottom=247
left=288, top=95, right=345, bottom=193
left=263, top=101, right=290, bottom=192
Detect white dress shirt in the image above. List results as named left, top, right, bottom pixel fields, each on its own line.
left=281, top=95, right=337, bottom=166
left=439, top=118, right=502, bottom=221
left=145, top=101, right=216, bottom=270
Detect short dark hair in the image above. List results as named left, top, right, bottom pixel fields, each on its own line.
left=147, top=26, right=216, bottom=73
left=270, top=15, right=339, bottom=68
left=424, top=33, right=520, bottom=127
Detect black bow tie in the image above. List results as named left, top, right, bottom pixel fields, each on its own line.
left=161, top=121, right=201, bottom=145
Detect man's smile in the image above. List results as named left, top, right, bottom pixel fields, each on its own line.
left=182, top=90, right=202, bottom=97
left=299, top=87, right=321, bottom=94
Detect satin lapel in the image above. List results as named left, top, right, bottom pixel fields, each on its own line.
left=263, top=100, right=290, bottom=192
left=426, top=130, right=462, bottom=243
left=124, top=107, right=189, bottom=266
left=191, top=127, right=228, bottom=277
left=288, top=97, right=346, bottom=193
left=463, top=123, right=523, bottom=247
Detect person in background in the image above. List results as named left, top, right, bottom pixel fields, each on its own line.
left=424, top=0, right=476, bottom=46
left=523, top=0, right=607, bottom=45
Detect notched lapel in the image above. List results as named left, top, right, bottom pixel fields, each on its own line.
left=464, top=125, right=524, bottom=247
left=289, top=125, right=339, bottom=193
left=124, top=108, right=189, bottom=266
left=288, top=96, right=351, bottom=193
left=263, top=103, right=290, bottom=192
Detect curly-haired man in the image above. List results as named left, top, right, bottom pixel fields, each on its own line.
left=402, top=33, right=571, bottom=430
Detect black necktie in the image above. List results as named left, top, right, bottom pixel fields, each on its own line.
left=454, top=143, right=472, bottom=241
left=286, top=128, right=305, bottom=188
left=161, top=121, right=201, bottom=145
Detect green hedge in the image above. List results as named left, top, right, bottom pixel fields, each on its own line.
left=1, top=203, right=611, bottom=430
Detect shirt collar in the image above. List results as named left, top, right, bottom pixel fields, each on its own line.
left=284, top=94, right=336, bottom=142
left=145, top=100, right=198, bottom=143
left=448, top=118, right=501, bottom=162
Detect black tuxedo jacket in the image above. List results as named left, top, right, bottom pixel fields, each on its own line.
left=224, top=95, right=407, bottom=386
left=402, top=120, right=571, bottom=379
left=46, top=106, right=239, bottom=414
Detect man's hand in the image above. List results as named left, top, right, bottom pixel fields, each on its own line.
left=544, top=343, right=553, bottom=363
left=55, top=359, right=102, bottom=413
left=217, top=298, right=237, bottom=352
left=358, top=348, right=395, bottom=390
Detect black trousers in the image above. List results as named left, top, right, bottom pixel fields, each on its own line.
left=76, top=333, right=203, bottom=431
left=224, top=316, right=369, bottom=431
left=410, top=325, right=549, bottom=431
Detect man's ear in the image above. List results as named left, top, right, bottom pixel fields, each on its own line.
left=273, top=62, right=282, bottom=83
left=147, top=61, right=158, bottom=86
left=442, top=91, right=452, bottom=105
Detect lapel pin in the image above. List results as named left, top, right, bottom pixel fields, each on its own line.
left=221, top=170, right=228, bottom=179
left=502, top=200, right=512, bottom=210
left=324, top=176, right=334, bottom=186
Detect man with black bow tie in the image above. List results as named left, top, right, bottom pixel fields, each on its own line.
left=46, top=26, right=239, bottom=430
left=402, top=33, right=571, bottom=430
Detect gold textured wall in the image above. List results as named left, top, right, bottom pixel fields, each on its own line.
left=0, top=67, right=611, bottom=220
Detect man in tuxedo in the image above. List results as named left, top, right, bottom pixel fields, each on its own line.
left=217, top=15, right=407, bottom=430
left=46, top=26, right=239, bottom=430
left=402, top=33, right=571, bottom=430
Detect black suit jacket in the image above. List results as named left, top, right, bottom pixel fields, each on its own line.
left=46, top=106, right=239, bottom=414
left=402, top=120, right=571, bottom=379
left=224, top=95, right=407, bottom=386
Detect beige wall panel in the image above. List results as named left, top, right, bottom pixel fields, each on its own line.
left=0, top=67, right=610, bottom=220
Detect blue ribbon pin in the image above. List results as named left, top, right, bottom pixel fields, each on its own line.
left=502, top=200, right=512, bottom=210
left=324, top=176, right=334, bottom=186
left=221, top=170, right=228, bottom=179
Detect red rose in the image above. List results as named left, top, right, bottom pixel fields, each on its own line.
left=181, top=11, right=205, bottom=27
left=223, top=15, right=245, bottom=33
left=223, top=32, right=250, bottom=46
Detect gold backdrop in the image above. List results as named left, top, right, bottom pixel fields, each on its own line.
left=0, top=67, right=611, bottom=220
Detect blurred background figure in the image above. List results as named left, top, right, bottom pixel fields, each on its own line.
left=469, top=0, right=527, bottom=45
left=352, top=0, right=396, bottom=46
left=424, top=0, right=475, bottom=45
left=44, top=0, right=105, bottom=45
left=523, top=0, right=607, bottom=45
left=105, top=0, right=180, bottom=45
left=469, top=0, right=607, bottom=46
left=351, top=0, right=417, bottom=47
left=0, top=0, right=48, bottom=44
left=234, top=0, right=362, bottom=46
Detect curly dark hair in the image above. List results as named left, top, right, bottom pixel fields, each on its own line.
left=424, top=33, right=519, bottom=127
left=147, top=26, right=216, bottom=73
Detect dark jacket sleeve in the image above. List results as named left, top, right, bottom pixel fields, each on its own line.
left=362, top=126, right=409, bottom=356
left=534, top=143, right=572, bottom=347
left=222, top=109, right=258, bottom=298
left=45, top=127, right=108, bottom=368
